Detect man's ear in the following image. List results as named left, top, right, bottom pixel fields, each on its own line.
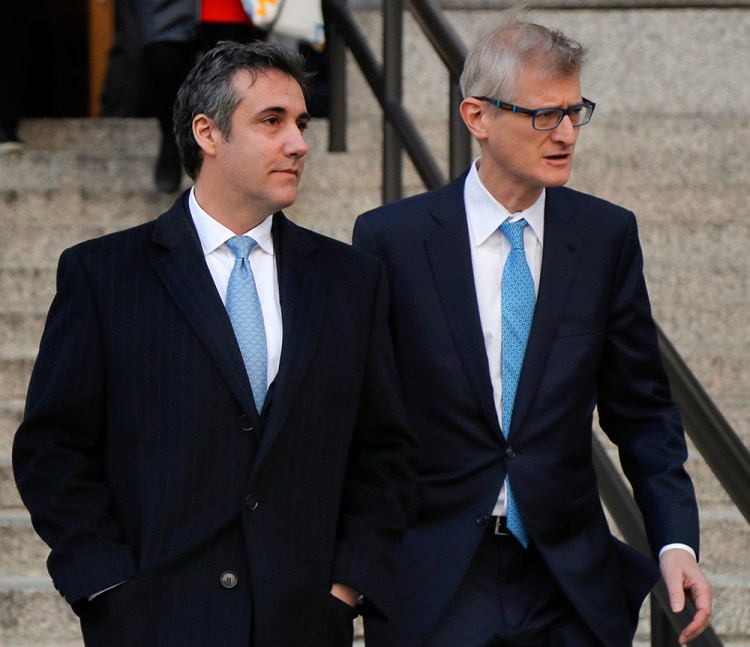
left=192, top=114, right=219, bottom=158
left=460, top=97, right=489, bottom=142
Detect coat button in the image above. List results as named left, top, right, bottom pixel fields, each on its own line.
left=239, top=414, right=254, bottom=432
left=245, top=494, right=259, bottom=511
left=476, top=513, right=489, bottom=526
left=220, top=571, right=238, bottom=588
left=505, top=447, right=515, bottom=459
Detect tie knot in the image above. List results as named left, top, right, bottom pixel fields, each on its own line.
left=225, top=236, right=258, bottom=259
left=500, top=219, right=527, bottom=250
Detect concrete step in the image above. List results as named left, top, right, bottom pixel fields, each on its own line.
left=685, top=455, right=749, bottom=509
left=654, top=303, right=750, bottom=357
left=0, top=353, right=36, bottom=401
left=0, top=309, right=47, bottom=351
left=0, top=187, right=176, bottom=225
left=0, top=509, right=49, bottom=579
left=0, top=265, right=57, bottom=309
left=0, top=400, right=23, bottom=457
left=0, top=457, right=21, bottom=508
left=0, top=577, right=81, bottom=646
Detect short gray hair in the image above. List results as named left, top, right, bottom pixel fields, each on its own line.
left=459, top=8, right=587, bottom=102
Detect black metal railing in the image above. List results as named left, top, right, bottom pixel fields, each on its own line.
left=326, top=1, right=749, bottom=645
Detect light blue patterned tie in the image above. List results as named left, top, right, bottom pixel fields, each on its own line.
left=500, top=218, right=534, bottom=547
left=225, top=236, right=267, bottom=413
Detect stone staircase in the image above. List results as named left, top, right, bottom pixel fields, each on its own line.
left=2, top=2, right=749, bottom=646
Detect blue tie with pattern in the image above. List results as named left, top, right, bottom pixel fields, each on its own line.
left=225, top=236, right=268, bottom=413
left=500, top=218, right=534, bottom=547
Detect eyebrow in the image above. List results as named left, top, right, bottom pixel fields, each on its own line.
left=257, top=106, right=311, bottom=122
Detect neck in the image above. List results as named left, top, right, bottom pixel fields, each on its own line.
left=476, top=161, right=543, bottom=214
left=193, top=181, right=270, bottom=235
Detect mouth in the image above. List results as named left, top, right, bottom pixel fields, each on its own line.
left=543, top=152, right=574, bottom=166
left=273, top=168, right=301, bottom=179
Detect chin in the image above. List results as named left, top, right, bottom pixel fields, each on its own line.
left=274, top=190, right=298, bottom=211
left=545, top=172, right=572, bottom=187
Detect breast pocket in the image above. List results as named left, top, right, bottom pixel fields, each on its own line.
left=556, top=319, right=601, bottom=339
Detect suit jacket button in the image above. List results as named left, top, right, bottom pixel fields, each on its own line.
left=505, top=447, right=515, bottom=459
left=220, top=571, right=238, bottom=589
left=476, top=513, right=489, bottom=526
left=239, top=414, right=254, bottom=432
left=245, top=494, right=259, bottom=510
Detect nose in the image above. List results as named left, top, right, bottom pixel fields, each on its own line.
left=550, top=115, right=578, bottom=143
left=286, top=125, right=309, bottom=157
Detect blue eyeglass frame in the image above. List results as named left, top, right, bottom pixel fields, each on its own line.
left=475, top=96, right=596, bottom=131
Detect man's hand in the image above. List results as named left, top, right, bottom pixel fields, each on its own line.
left=659, top=548, right=714, bottom=645
left=330, top=582, right=359, bottom=607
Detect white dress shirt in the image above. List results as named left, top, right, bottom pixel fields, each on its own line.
left=189, top=188, right=283, bottom=386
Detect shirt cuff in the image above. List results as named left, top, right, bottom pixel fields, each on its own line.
left=88, top=580, right=127, bottom=601
left=658, top=543, right=697, bottom=560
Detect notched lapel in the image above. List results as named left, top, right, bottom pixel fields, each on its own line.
left=425, top=183, right=503, bottom=438
left=511, top=190, right=582, bottom=438
left=251, top=213, right=326, bottom=475
left=152, top=195, right=259, bottom=420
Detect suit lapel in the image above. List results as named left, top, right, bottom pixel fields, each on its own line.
left=425, top=178, right=503, bottom=438
left=251, top=212, right=326, bottom=474
left=151, top=193, right=259, bottom=420
left=510, top=188, right=582, bottom=438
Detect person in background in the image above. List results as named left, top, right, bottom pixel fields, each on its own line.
left=14, top=41, right=417, bottom=647
left=353, top=11, right=712, bottom=647
left=140, top=0, right=265, bottom=193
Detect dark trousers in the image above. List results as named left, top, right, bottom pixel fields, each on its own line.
left=423, top=527, right=604, bottom=647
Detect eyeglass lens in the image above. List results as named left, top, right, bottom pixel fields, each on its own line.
left=533, top=104, right=592, bottom=130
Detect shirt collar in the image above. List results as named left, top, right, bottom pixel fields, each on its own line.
left=464, top=159, right=545, bottom=248
left=188, top=187, right=275, bottom=257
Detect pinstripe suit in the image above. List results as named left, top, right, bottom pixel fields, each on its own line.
left=14, top=193, right=418, bottom=647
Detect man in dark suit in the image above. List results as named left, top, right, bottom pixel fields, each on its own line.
left=353, top=14, right=712, bottom=647
left=13, top=41, right=418, bottom=647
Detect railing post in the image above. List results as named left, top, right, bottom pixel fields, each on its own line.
left=651, top=595, right=681, bottom=647
left=327, top=0, right=347, bottom=152
left=449, top=79, right=471, bottom=179
left=383, top=0, right=404, bottom=203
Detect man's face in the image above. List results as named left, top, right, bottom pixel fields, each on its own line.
left=475, top=65, right=583, bottom=212
left=211, top=68, right=310, bottom=219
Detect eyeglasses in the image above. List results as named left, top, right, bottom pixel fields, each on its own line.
left=475, top=96, right=596, bottom=131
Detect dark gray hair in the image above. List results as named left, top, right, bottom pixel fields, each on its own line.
left=460, top=8, right=587, bottom=102
left=173, top=41, right=313, bottom=180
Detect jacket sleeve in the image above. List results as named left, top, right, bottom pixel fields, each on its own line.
left=596, top=213, right=699, bottom=559
left=330, top=258, right=420, bottom=620
left=13, top=247, right=137, bottom=609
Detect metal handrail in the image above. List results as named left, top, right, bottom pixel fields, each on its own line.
left=326, top=0, right=460, bottom=197
left=326, top=1, right=746, bottom=644
left=593, top=438, right=724, bottom=646
left=656, top=324, right=750, bottom=525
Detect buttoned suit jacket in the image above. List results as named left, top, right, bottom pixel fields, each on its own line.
left=13, top=192, right=418, bottom=647
left=352, top=173, right=699, bottom=647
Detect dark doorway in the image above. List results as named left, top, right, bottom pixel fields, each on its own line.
left=26, top=0, right=90, bottom=117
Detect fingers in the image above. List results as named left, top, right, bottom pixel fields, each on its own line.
left=660, top=549, right=714, bottom=645
left=678, top=575, right=714, bottom=644
left=661, top=556, right=687, bottom=612
left=678, top=605, right=711, bottom=645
